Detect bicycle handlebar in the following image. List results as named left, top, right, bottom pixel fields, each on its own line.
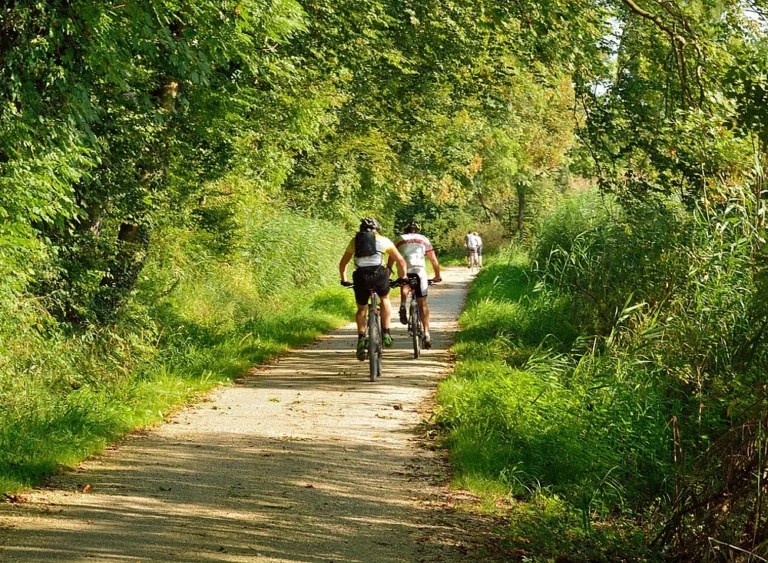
left=390, top=277, right=439, bottom=288
left=342, top=278, right=440, bottom=289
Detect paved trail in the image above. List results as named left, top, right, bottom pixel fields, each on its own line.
left=0, top=268, right=486, bottom=563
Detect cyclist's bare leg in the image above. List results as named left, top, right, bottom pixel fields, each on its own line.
left=355, top=305, right=368, bottom=335
left=400, top=284, right=410, bottom=309
left=417, top=297, right=430, bottom=333
left=380, top=296, right=392, bottom=330
left=397, top=284, right=409, bottom=324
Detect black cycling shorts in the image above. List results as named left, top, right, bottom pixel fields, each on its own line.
left=352, top=266, right=390, bottom=306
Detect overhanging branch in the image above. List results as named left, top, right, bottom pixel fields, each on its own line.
left=621, top=0, right=690, bottom=46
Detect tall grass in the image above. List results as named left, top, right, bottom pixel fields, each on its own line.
left=436, top=250, right=668, bottom=560
left=0, top=192, right=354, bottom=494
left=436, top=188, right=768, bottom=560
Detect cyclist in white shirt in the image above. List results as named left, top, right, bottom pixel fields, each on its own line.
left=464, top=231, right=479, bottom=268
left=387, top=220, right=442, bottom=349
left=472, top=231, right=483, bottom=268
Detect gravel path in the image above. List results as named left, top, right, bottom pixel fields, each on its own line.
left=0, top=267, right=484, bottom=563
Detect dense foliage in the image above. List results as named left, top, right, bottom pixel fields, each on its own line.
left=2, top=0, right=768, bottom=560
left=440, top=181, right=767, bottom=560
left=435, top=1, right=768, bottom=559
left=0, top=0, right=572, bottom=319
left=0, top=0, right=554, bottom=491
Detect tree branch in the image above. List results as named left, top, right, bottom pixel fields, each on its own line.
left=621, top=0, right=700, bottom=107
left=621, top=0, right=690, bottom=46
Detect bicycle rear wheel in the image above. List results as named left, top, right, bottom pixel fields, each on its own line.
left=368, top=295, right=381, bottom=381
left=410, top=299, right=420, bottom=359
left=375, top=324, right=382, bottom=378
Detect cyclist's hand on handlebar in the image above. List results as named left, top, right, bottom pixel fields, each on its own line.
left=341, top=280, right=354, bottom=287
left=431, top=276, right=442, bottom=283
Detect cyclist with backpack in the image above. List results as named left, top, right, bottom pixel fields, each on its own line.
left=387, top=220, right=442, bottom=349
left=339, top=217, right=408, bottom=360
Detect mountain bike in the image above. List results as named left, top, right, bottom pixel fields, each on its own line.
left=468, top=249, right=480, bottom=273
left=402, top=276, right=436, bottom=359
left=342, top=281, right=383, bottom=381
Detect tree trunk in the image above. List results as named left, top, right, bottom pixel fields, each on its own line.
left=517, top=186, right=526, bottom=238
left=90, top=74, right=176, bottom=318
left=476, top=191, right=504, bottom=223
left=756, top=143, right=766, bottom=233
left=95, top=222, right=150, bottom=316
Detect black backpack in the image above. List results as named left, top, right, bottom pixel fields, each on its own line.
left=354, top=231, right=377, bottom=258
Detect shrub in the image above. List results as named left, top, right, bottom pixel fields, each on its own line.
left=0, top=185, right=354, bottom=494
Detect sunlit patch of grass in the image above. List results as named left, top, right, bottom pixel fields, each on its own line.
left=435, top=247, right=666, bottom=561
left=435, top=251, right=467, bottom=267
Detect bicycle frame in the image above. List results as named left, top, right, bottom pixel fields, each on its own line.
left=402, top=276, right=434, bottom=359
left=341, top=281, right=383, bottom=381
left=468, top=250, right=479, bottom=273
left=408, top=289, right=423, bottom=358
left=366, top=288, right=382, bottom=381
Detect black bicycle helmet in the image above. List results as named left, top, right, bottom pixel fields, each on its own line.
left=404, top=219, right=420, bottom=233
left=359, top=217, right=381, bottom=233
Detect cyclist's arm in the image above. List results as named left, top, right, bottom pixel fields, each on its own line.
left=386, top=255, right=395, bottom=270
left=388, top=247, right=407, bottom=279
left=427, top=251, right=441, bottom=282
left=339, top=250, right=354, bottom=284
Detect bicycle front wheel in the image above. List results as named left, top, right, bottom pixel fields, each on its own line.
left=368, top=295, right=381, bottom=381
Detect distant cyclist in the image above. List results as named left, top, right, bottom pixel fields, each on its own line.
left=464, top=231, right=479, bottom=269
left=339, top=217, right=407, bottom=360
left=387, top=220, right=442, bottom=349
left=472, top=231, right=483, bottom=269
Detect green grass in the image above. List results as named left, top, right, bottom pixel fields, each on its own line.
left=0, top=285, right=354, bottom=494
left=435, top=250, right=469, bottom=267
left=0, top=200, right=355, bottom=494
left=437, top=189, right=768, bottom=560
left=435, top=248, right=666, bottom=561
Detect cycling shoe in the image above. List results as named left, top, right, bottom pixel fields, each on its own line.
left=356, top=338, right=368, bottom=361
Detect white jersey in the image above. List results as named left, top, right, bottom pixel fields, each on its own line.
left=465, top=233, right=479, bottom=250
left=394, top=233, right=434, bottom=269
